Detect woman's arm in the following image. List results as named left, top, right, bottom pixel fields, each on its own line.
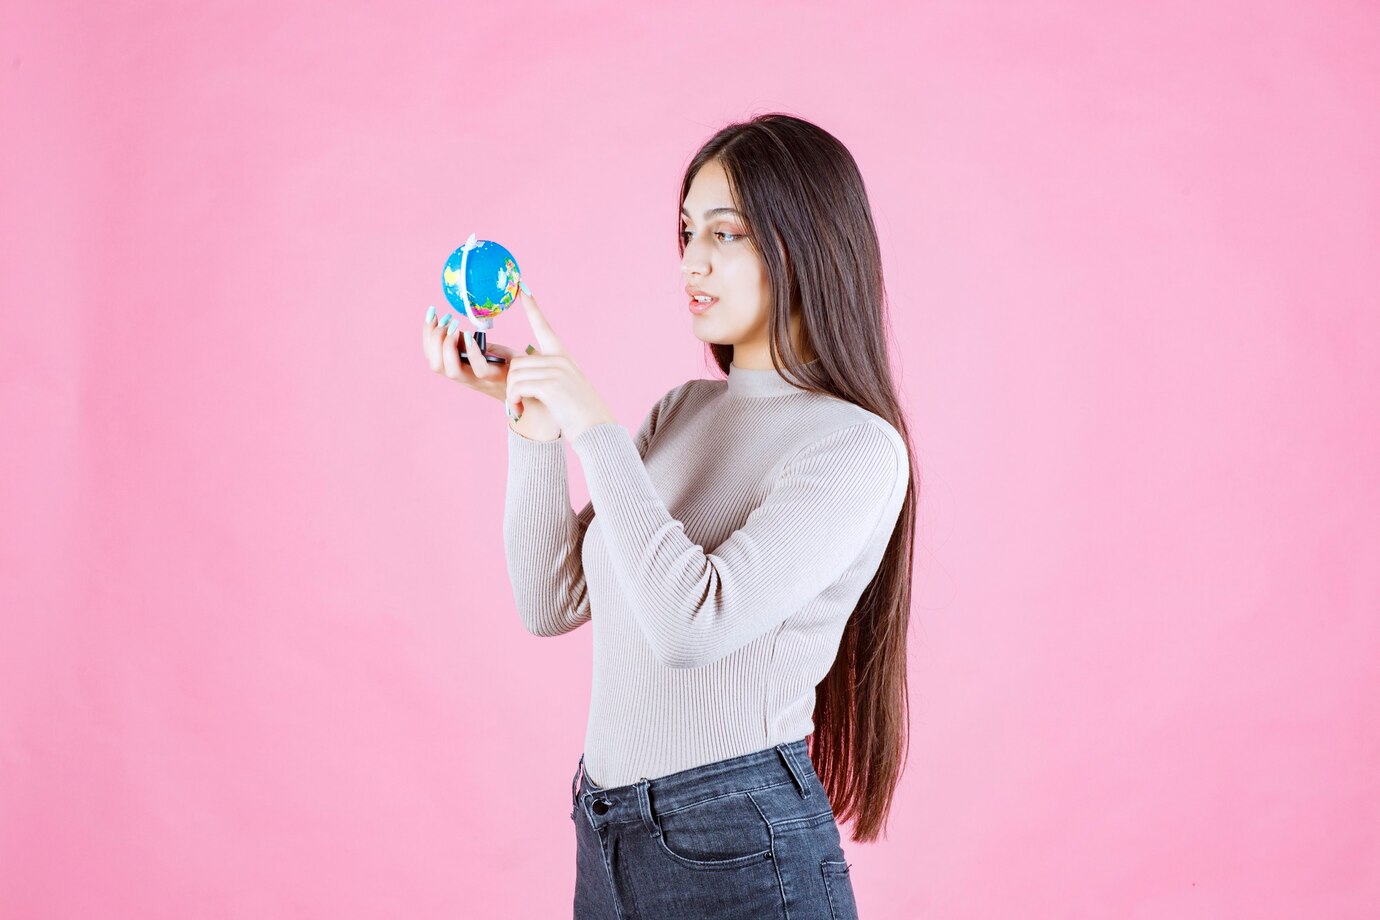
left=567, top=418, right=908, bottom=668
left=501, top=382, right=689, bottom=636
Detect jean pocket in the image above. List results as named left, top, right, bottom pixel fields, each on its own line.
left=570, top=759, right=585, bottom=814
left=821, top=860, right=857, bottom=919
left=653, top=789, right=774, bottom=869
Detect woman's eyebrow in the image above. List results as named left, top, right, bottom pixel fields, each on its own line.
left=680, top=207, right=742, bottom=221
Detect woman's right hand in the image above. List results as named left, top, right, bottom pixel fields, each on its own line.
left=422, top=306, right=560, bottom=438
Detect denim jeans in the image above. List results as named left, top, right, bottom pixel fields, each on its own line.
left=570, top=737, right=859, bottom=919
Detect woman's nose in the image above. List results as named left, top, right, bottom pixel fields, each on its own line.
left=681, top=252, right=708, bottom=276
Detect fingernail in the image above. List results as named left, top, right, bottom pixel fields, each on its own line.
left=426, top=305, right=436, bottom=323
left=506, top=404, right=516, bottom=422
left=525, top=344, right=536, bottom=355
left=518, top=279, right=532, bottom=296
left=439, top=313, right=450, bottom=328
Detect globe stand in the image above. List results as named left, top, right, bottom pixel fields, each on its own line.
left=458, top=329, right=508, bottom=365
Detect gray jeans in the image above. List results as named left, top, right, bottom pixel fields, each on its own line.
left=570, top=738, right=859, bottom=919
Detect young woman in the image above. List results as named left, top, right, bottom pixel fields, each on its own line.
left=422, top=113, right=918, bottom=920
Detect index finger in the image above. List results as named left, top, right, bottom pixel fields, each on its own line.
left=518, top=287, right=565, bottom=355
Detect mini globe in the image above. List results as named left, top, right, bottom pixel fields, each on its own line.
left=441, top=232, right=521, bottom=330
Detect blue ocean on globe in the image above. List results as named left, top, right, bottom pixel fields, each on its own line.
left=442, top=234, right=521, bottom=322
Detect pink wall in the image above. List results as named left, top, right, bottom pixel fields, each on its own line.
left=3, top=1, right=1377, bottom=917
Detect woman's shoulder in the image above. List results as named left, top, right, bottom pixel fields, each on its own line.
left=787, top=398, right=908, bottom=469
left=656, top=379, right=902, bottom=454
left=654, top=376, right=724, bottom=410
left=648, top=376, right=712, bottom=409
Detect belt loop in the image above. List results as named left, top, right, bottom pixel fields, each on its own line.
left=776, top=742, right=812, bottom=799
left=635, top=778, right=660, bottom=838
left=572, top=754, right=585, bottom=808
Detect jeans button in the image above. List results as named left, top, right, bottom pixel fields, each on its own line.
left=592, top=798, right=612, bottom=815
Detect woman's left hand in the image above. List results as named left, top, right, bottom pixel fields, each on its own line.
left=504, top=284, right=618, bottom=441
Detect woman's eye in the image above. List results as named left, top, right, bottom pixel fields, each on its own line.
left=681, top=230, right=745, bottom=243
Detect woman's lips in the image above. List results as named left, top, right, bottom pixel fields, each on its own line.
left=688, top=296, right=718, bottom=314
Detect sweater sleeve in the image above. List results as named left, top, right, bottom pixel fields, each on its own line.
left=501, top=385, right=684, bottom=637
left=567, top=418, right=908, bottom=668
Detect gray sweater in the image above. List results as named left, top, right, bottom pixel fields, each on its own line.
left=503, top=358, right=910, bottom=787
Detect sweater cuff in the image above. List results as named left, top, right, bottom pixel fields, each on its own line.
left=570, top=420, right=633, bottom=456
left=507, top=424, right=566, bottom=470
left=569, top=421, right=645, bottom=494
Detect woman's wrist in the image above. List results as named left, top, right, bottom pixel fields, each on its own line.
left=509, top=412, right=561, bottom=442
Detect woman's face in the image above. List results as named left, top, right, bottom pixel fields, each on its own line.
left=679, top=160, right=775, bottom=361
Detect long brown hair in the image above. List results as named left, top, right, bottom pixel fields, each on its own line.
left=678, top=113, right=919, bottom=843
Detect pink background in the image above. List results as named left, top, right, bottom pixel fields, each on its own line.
left=3, top=1, right=1377, bottom=917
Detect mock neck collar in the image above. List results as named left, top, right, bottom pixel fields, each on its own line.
left=726, top=358, right=821, bottom=398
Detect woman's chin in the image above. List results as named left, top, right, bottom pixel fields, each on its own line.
left=689, top=331, right=715, bottom=346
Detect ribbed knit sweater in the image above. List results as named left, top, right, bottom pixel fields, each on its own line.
left=502, top=358, right=910, bottom=788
